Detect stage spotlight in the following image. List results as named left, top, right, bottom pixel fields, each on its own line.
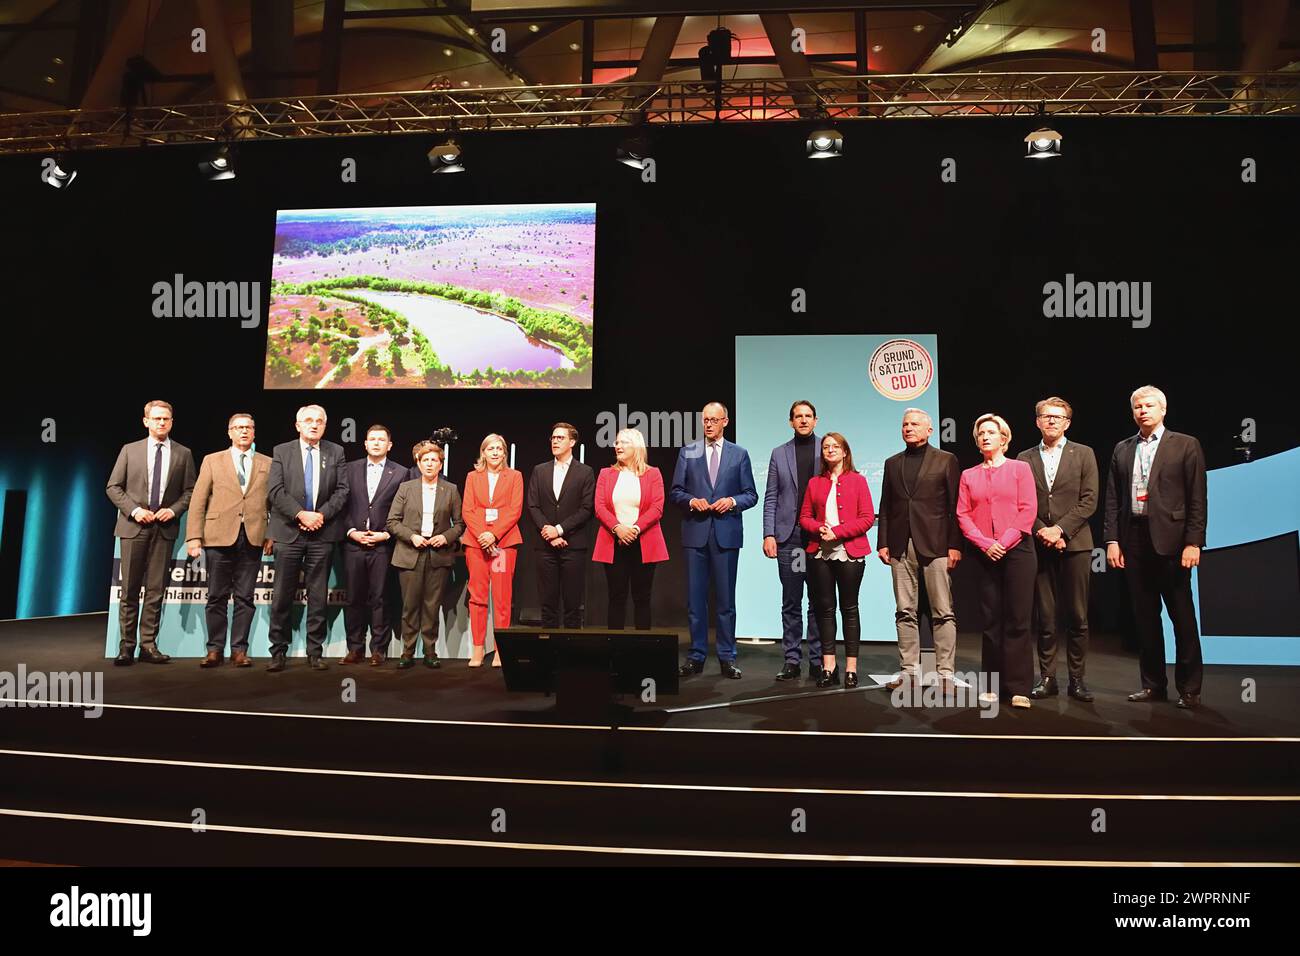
left=1024, top=127, right=1062, bottom=159
left=806, top=127, right=843, bottom=159
left=615, top=132, right=651, bottom=170
left=198, top=143, right=236, bottom=180
left=429, top=138, right=464, bottom=174
left=43, top=154, right=78, bottom=189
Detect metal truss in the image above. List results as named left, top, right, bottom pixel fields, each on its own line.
left=2, top=72, right=1297, bottom=154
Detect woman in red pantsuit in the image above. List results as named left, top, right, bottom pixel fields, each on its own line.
left=460, top=433, right=523, bottom=667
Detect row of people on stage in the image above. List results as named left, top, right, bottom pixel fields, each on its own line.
left=107, top=386, right=1207, bottom=709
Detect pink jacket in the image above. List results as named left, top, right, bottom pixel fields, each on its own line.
left=592, top=466, right=669, bottom=564
left=957, top=459, right=1037, bottom=551
left=799, top=471, right=875, bottom=559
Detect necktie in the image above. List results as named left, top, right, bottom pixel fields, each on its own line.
left=238, top=453, right=248, bottom=490
left=707, top=443, right=719, bottom=486
left=149, top=443, right=163, bottom=511
left=304, top=446, right=315, bottom=511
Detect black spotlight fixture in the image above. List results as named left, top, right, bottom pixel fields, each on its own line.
left=615, top=131, right=651, bottom=170
left=198, top=142, right=236, bottom=180
left=428, top=137, right=464, bottom=174
left=806, top=126, right=843, bottom=159
left=1024, top=102, right=1061, bottom=159
left=698, top=26, right=734, bottom=81
left=43, top=153, right=78, bottom=189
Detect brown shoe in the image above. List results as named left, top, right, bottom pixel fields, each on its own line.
left=199, top=651, right=222, bottom=668
left=339, top=650, right=365, bottom=665
left=231, top=651, right=251, bottom=668
left=368, top=653, right=385, bottom=667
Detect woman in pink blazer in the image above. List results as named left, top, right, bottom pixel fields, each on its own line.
left=593, top=428, right=669, bottom=629
left=799, top=432, right=875, bottom=688
left=957, top=413, right=1038, bottom=708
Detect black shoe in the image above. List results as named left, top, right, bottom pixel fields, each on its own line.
left=719, top=661, right=743, bottom=680
left=423, top=657, right=440, bottom=669
left=113, top=651, right=135, bottom=667
left=678, top=659, right=704, bottom=677
left=308, top=656, right=329, bottom=670
left=1029, top=676, right=1059, bottom=699
left=845, top=672, right=859, bottom=689
left=808, top=662, right=823, bottom=681
left=1068, top=679, right=1095, bottom=702
left=1176, top=693, right=1200, bottom=710
left=816, top=668, right=840, bottom=688
left=775, top=663, right=802, bottom=681
left=1127, top=687, right=1168, bottom=702
left=266, top=653, right=287, bottom=673
left=137, top=646, right=171, bottom=664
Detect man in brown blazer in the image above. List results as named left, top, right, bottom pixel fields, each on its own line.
left=387, top=440, right=464, bottom=668
left=106, top=399, right=197, bottom=665
left=186, top=412, right=273, bottom=668
left=1016, top=397, right=1099, bottom=702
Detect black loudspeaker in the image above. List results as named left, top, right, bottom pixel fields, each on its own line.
left=495, top=627, right=679, bottom=724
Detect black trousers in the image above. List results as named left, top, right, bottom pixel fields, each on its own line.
left=118, top=525, right=172, bottom=652
left=1123, top=518, right=1203, bottom=695
left=1033, top=545, right=1091, bottom=680
left=267, top=538, right=335, bottom=658
left=604, top=543, right=656, bottom=630
left=398, top=551, right=451, bottom=659
left=204, top=526, right=263, bottom=654
left=974, top=535, right=1036, bottom=698
left=344, top=542, right=398, bottom=656
left=807, top=556, right=865, bottom=658
left=536, top=545, right=587, bottom=628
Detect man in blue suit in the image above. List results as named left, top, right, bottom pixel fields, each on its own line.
left=671, top=402, right=758, bottom=679
left=763, top=400, right=822, bottom=682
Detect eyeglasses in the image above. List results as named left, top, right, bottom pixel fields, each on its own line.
left=702, top=417, right=725, bottom=425
left=1037, top=414, right=1069, bottom=423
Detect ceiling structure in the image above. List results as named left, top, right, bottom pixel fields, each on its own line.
left=1, top=0, right=1296, bottom=117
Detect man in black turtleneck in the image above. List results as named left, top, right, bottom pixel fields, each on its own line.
left=762, top=400, right=823, bottom=681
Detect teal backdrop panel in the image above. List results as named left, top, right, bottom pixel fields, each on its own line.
left=735, top=334, right=941, bottom=643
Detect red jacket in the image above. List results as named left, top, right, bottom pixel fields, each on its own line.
left=592, top=466, right=669, bottom=564
left=799, top=471, right=875, bottom=559
left=460, top=468, right=524, bottom=550
left=956, top=459, right=1036, bottom=551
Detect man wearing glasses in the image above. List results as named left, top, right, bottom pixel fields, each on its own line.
left=671, top=402, right=758, bottom=679
left=186, top=413, right=274, bottom=668
left=1016, top=398, right=1099, bottom=702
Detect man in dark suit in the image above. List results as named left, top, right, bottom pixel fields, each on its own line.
left=388, top=440, right=465, bottom=667
left=341, top=424, right=408, bottom=666
left=671, top=401, right=758, bottom=679
left=762, top=400, right=822, bottom=681
left=876, top=409, right=962, bottom=689
left=1017, top=397, right=1099, bottom=702
left=1104, top=386, right=1208, bottom=709
left=106, top=399, right=196, bottom=665
left=265, top=404, right=349, bottom=672
left=526, top=422, right=596, bottom=629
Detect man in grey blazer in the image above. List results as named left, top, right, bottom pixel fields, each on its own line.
left=186, top=412, right=273, bottom=668
left=265, top=404, right=350, bottom=672
left=1104, top=385, right=1208, bottom=709
left=106, top=399, right=196, bottom=665
left=1017, top=397, right=1099, bottom=702
left=387, top=440, right=465, bottom=667
left=762, top=400, right=822, bottom=681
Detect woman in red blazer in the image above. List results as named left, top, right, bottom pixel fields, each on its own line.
left=799, top=432, right=875, bottom=688
left=956, top=413, right=1038, bottom=707
left=460, top=433, right=524, bottom=667
left=593, top=428, right=669, bottom=630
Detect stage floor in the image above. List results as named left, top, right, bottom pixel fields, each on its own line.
left=2, top=614, right=1297, bottom=866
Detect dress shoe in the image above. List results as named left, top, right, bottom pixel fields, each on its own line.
left=339, top=650, right=365, bottom=665
left=231, top=650, right=251, bottom=668
left=816, top=668, right=840, bottom=688
left=1067, top=679, right=1094, bottom=702
left=719, top=661, right=743, bottom=680
left=368, top=653, right=384, bottom=667
left=1029, top=676, right=1059, bottom=699
left=113, top=652, right=135, bottom=667
left=138, top=646, right=171, bottom=664
left=845, top=671, right=859, bottom=689
left=308, top=656, right=329, bottom=671
left=808, top=662, right=823, bottom=681
left=884, top=674, right=907, bottom=690
left=396, top=656, right=414, bottom=670
left=1176, top=693, right=1200, bottom=710
left=468, top=647, right=485, bottom=668
left=678, top=659, right=705, bottom=677
left=1127, top=688, right=1168, bottom=702
left=775, top=663, right=802, bottom=681
left=1010, top=695, right=1032, bottom=709
left=423, top=657, right=440, bottom=669
left=199, top=651, right=223, bottom=669
left=266, top=654, right=287, bottom=673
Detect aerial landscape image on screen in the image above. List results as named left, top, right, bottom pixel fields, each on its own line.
left=265, top=202, right=595, bottom=389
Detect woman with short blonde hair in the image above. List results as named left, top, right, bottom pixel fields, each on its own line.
left=593, top=429, right=668, bottom=629
left=461, top=433, right=523, bottom=666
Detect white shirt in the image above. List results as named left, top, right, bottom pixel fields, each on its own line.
left=487, top=470, right=500, bottom=501
left=706, top=439, right=724, bottom=481
left=612, top=469, right=641, bottom=528
left=816, top=477, right=851, bottom=562
left=1038, top=437, right=1067, bottom=491
left=1131, top=424, right=1165, bottom=517
left=553, top=458, right=570, bottom=498
left=300, top=440, right=321, bottom=511
left=366, top=458, right=387, bottom=502
left=420, top=478, right=439, bottom=537
left=229, top=445, right=251, bottom=493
